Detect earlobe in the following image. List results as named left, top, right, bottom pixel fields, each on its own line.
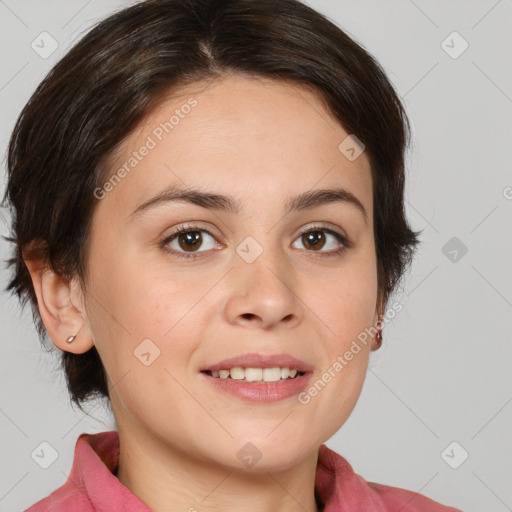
left=23, top=254, right=94, bottom=354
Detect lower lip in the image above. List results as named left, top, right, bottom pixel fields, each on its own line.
left=200, top=371, right=312, bottom=402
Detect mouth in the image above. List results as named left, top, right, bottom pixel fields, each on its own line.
left=199, top=366, right=313, bottom=402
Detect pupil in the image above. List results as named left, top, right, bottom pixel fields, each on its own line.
left=304, top=231, right=325, bottom=250
left=179, top=231, right=201, bottom=251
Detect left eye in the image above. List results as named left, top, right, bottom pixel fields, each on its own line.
left=292, top=228, right=347, bottom=253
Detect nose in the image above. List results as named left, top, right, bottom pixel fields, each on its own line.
left=223, top=245, right=303, bottom=330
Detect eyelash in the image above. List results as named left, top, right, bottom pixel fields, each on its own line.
left=160, top=223, right=351, bottom=261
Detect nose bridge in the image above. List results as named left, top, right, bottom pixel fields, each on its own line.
left=240, top=207, right=298, bottom=270
left=236, top=228, right=290, bottom=292
left=224, top=227, right=301, bottom=327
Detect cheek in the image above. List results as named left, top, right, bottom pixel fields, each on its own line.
left=304, top=251, right=377, bottom=407
left=93, top=265, right=212, bottom=382
left=86, top=222, right=216, bottom=369
left=314, top=258, right=378, bottom=340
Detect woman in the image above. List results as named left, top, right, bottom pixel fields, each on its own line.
left=3, top=0, right=462, bottom=510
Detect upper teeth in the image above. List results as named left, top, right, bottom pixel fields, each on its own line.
left=209, top=367, right=299, bottom=382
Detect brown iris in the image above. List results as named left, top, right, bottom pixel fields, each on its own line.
left=178, top=231, right=202, bottom=252
left=302, top=230, right=326, bottom=251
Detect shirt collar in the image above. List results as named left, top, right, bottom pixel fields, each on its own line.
left=315, top=443, right=387, bottom=511
left=69, top=430, right=152, bottom=511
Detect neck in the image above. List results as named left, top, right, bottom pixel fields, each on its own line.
left=115, top=427, right=321, bottom=512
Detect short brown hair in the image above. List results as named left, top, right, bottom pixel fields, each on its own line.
left=2, top=0, right=421, bottom=410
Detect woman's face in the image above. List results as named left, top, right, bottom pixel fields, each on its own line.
left=81, top=75, right=380, bottom=469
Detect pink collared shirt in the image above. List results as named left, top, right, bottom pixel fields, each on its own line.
left=25, top=431, right=462, bottom=511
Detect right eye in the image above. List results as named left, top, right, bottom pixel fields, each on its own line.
left=160, top=224, right=222, bottom=260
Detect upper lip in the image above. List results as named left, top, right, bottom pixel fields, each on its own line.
left=200, top=353, right=313, bottom=373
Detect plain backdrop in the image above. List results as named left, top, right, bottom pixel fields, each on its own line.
left=0, top=1, right=511, bottom=511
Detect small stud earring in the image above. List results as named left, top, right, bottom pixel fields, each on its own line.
left=66, top=334, right=76, bottom=343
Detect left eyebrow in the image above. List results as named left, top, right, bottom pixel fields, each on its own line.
left=128, top=185, right=368, bottom=224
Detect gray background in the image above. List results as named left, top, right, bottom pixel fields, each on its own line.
left=0, top=1, right=511, bottom=511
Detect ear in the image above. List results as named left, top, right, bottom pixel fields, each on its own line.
left=23, top=249, right=94, bottom=354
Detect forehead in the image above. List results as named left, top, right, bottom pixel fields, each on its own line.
left=97, top=74, right=373, bottom=222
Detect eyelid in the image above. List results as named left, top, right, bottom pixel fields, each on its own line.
left=296, top=222, right=348, bottom=240
left=165, top=221, right=224, bottom=242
